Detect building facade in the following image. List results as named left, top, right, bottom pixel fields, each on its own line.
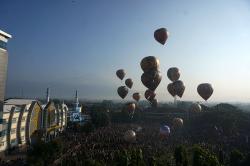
left=67, top=90, right=84, bottom=123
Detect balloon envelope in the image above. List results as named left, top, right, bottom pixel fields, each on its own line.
left=150, top=98, right=158, bottom=108
left=160, top=125, right=170, bottom=138
left=172, top=118, right=183, bottom=128
left=140, top=56, right=160, bottom=72
left=133, top=93, right=141, bottom=102
left=125, top=78, right=133, bottom=89
left=154, top=28, right=169, bottom=45
left=197, top=83, right=213, bottom=101
left=124, top=130, right=136, bottom=143
left=116, top=69, right=125, bottom=80
left=144, top=89, right=156, bottom=101
left=117, top=86, right=128, bottom=99
left=172, top=80, right=185, bottom=98
left=167, top=83, right=176, bottom=97
left=141, top=70, right=162, bottom=91
left=167, top=67, right=180, bottom=82
left=189, top=103, right=202, bottom=113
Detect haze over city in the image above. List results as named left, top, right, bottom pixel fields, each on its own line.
left=1, top=0, right=250, bottom=102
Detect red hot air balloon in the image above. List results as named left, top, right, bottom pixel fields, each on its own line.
left=154, top=28, right=169, bottom=45
left=116, top=69, right=125, bottom=80
left=197, top=83, right=214, bottom=101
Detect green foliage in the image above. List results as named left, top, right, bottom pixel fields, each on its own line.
left=192, top=145, right=220, bottom=166
left=174, top=145, right=188, bottom=166
left=27, top=138, right=63, bottom=166
left=90, top=108, right=110, bottom=128
left=230, top=149, right=244, bottom=166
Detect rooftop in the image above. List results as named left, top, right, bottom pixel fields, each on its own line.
left=0, top=30, right=12, bottom=39
left=4, top=99, right=36, bottom=106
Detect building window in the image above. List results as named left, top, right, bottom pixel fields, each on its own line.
left=11, top=139, right=16, bottom=144
left=0, top=142, right=4, bottom=147
left=0, top=40, right=7, bottom=50
left=0, top=130, right=6, bottom=136
left=12, top=118, right=17, bottom=123
left=22, top=117, right=26, bottom=122
left=11, top=128, right=16, bottom=134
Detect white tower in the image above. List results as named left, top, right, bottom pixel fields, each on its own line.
left=46, top=88, right=50, bottom=103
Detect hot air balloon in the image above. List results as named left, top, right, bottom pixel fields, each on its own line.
left=125, top=78, right=133, bottom=89
left=125, top=103, right=136, bottom=114
left=117, top=86, right=128, bottom=99
left=167, top=67, right=180, bottom=82
left=124, top=130, right=136, bottom=143
left=167, top=83, right=176, bottom=97
left=144, top=89, right=156, bottom=100
left=172, top=80, right=185, bottom=98
left=159, top=125, right=170, bottom=139
left=189, top=103, right=202, bottom=113
left=154, top=28, right=169, bottom=45
left=141, top=70, right=162, bottom=91
left=133, top=93, right=141, bottom=102
left=172, top=118, right=183, bottom=128
left=197, top=83, right=213, bottom=101
left=140, top=56, right=160, bottom=72
left=116, top=69, right=125, bottom=80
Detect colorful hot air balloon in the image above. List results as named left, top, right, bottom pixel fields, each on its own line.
left=116, top=69, right=126, bottom=80
left=159, top=125, right=170, bottom=139
left=197, top=83, right=213, bottom=101
left=140, top=56, right=160, bottom=72
left=124, top=130, right=136, bottom=143
left=172, top=118, right=183, bottom=128
left=172, top=80, right=185, bottom=98
left=133, top=93, right=141, bottom=102
left=189, top=103, right=202, bottom=113
left=141, top=70, right=162, bottom=91
left=167, top=83, right=176, bottom=97
left=117, top=86, right=128, bottom=99
left=144, top=89, right=156, bottom=101
left=154, top=28, right=169, bottom=45
left=167, top=67, right=180, bottom=82
left=125, top=78, right=133, bottom=89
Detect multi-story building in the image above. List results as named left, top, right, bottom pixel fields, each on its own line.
left=0, top=29, right=68, bottom=152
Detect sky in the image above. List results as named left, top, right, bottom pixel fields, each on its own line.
left=1, top=0, right=250, bottom=102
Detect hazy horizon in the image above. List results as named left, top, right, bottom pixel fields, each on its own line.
left=1, top=0, right=250, bottom=102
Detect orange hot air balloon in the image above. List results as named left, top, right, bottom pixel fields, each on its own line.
left=197, top=83, right=213, bottom=101
left=154, top=28, right=169, bottom=45
left=141, top=70, right=162, bottom=91
left=167, top=67, right=180, bottom=82
left=116, top=69, right=125, bottom=80
left=117, top=86, right=128, bottom=99
left=133, top=93, right=141, bottom=102
left=125, top=78, right=133, bottom=89
left=140, top=56, right=160, bottom=72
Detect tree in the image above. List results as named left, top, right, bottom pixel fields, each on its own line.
left=230, top=149, right=244, bottom=166
left=174, top=145, right=188, bottom=166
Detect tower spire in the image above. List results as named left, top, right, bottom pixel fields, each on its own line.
left=46, top=88, right=50, bottom=103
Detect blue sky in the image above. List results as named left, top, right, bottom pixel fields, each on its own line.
left=1, top=0, right=250, bottom=102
